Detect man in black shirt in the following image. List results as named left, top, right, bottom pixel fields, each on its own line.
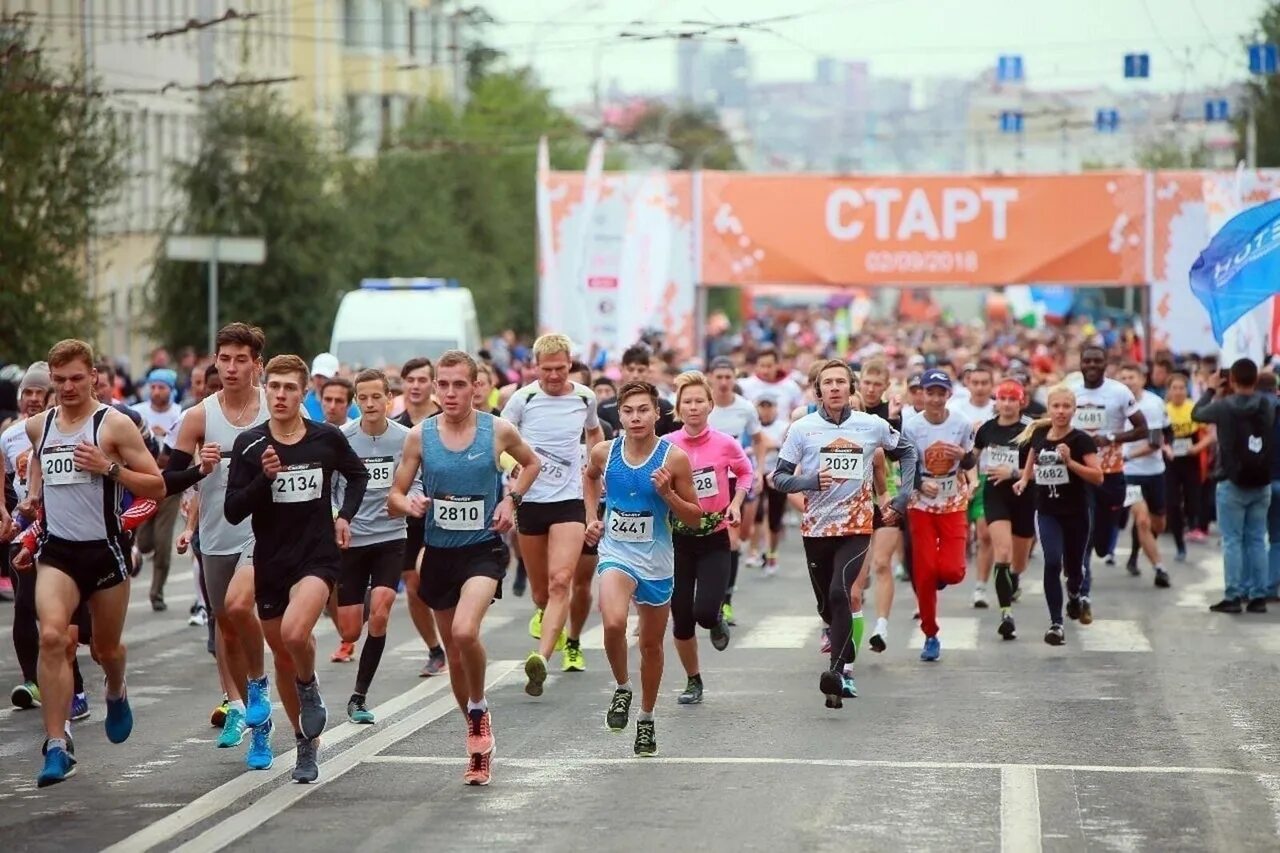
left=226, top=354, right=369, bottom=784
left=597, top=345, right=678, bottom=436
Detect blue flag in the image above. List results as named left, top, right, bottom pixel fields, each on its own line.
left=1190, top=197, right=1280, bottom=345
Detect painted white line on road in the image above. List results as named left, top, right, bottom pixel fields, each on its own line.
left=1000, top=765, right=1042, bottom=853
left=390, top=613, right=516, bottom=655
left=362, top=755, right=1261, bottom=776
left=1019, top=579, right=1043, bottom=597
left=1176, top=550, right=1220, bottom=609
left=739, top=615, right=817, bottom=649
left=579, top=614, right=638, bottom=650
left=1079, top=620, right=1153, bottom=653
left=101, top=671, right=458, bottom=853
left=912, top=617, right=979, bottom=651
left=174, top=661, right=519, bottom=853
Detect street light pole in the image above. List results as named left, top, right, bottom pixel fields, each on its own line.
left=207, top=240, right=219, bottom=357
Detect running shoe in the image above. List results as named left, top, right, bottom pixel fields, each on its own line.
left=721, top=602, right=736, bottom=626
left=292, top=735, right=319, bottom=784
left=104, top=690, right=133, bottom=744
left=561, top=641, right=586, bottom=673
left=420, top=648, right=448, bottom=678
left=1044, top=624, right=1065, bottom=645
left=841, top=674, right=857, bottom=698
left=295, top=676, right=327, bottom=740
left=1079, top=600, right=1094, bottom=625
left=607, top=687, right=633, bottom=731
left=869, top=632, right=887, bottom=654
left=245, top=675, right=272, bottom=728
left=819, top=627, right=832, bottom=655
left=972, top=587, right=990, bottom=609
left=998, top=615, right=1017, bottom=641
left=893, top=562, right=908, bottom=582
left=744, top=552, right=764, bottom=569
left=330, top=641, right=356, bottom=663
left=1104, top=553, right=1116, bottom=567
left=677, top=677, right=703, bottom=705
left=1175, top=547, right=1187, bottom=563
left=347, top=697, right=375, bottom=725
left=553, top=630, right=567, bottom=652
left=36, top=746, right=76, bottom=788
left=710, top=619, right=731, bottom=652
left=1125, top=559, right=1140, bottom=577
left=210, top=696, right=229, bottom=728
left=246, top=719, right=274, bottom=770
left=1187, top=529, right=1208, bottom=543
left=1154, top=569, right=1171, bottom=588
left=529, top=608, right=544, bottom=640
left=217, top=707, right=248, bottom=747
left=763, top=553, right=778, bottom=576
left=187, top=605, right=209, bottom=627
left=920, top=635, right=941, bottom=662
left=466, top=708, right=494, bottom=756
left=634, top=720, right=658, bottom=757
left=70, top=693, right=90, bottom=722
left=464, top=750, right=493, bottom=785
left=11, top=680, right=41, bottom=710
left=1066, top=596, right=1083, bottom=621
left=819, top=669, right=844, bottom=709
left=524, top=652, right=548, bottom=697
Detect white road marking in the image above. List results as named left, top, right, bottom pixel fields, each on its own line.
left=912, top=617, right=979, bottom=651
left=1176, top=551, right=1220, bottom=609
left=1019, top=578, right=1044, bottom=596
left=128, top=592, right=196, bottom=612
left=172, top=661, right=519, bottom=853
left=739, top=615, right=818, bottom=649
left=579, top=614, right=638, bottom=650
left=1078, top=620, right=1153, bottom=653
left=100, top=671, right=461, bottom=853
left=1000, top=765, right=1042, bottom=853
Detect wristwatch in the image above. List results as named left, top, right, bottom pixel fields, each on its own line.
left=105, top=462, right=121, bottom=481
left=509, top=492, right=524, bottom=509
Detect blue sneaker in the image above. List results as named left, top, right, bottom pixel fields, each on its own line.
left=841, top=674, right=857, bottom=698
left=246, top=719, right=274, bottom=770
left=104, top=692, right=133, bottom=744
left=920, top=636, right=941, bottom=662
left=217, top=707, right=247, bottom=748
left=245, top=676, right=271, bottom=728
left=37, top=746, right=77, bottom=787
left=70, top=693, right=90, bottom=722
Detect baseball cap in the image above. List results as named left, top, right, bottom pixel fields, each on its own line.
left=709, top=356, right=736, bottom=373
left=920, top=369, right=953, bottom=390
left=311, top=353, right=340, bottom=379
left=907, top=373, right=924, bottom=389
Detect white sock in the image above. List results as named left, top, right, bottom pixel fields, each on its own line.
left=617, top=681, right=632, bottom=693
left=466, top=698, right=488, bottom=714
left=229, top=699, right=246, bottom=713
left=638, top=710, right=653, bottom=722
left=874, top=617, right=888, bottom=637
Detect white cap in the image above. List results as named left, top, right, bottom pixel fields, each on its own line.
left=311, top=352, right=340, bottom=379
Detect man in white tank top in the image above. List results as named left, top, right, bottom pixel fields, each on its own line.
left=21, top=339, right=165, bottom=788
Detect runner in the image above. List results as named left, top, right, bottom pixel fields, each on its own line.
left=948, top=365, right=996, bottom=609
left=665, top=372, right=752, bottom=705
left=501, top=333, right=604, bottom=695
left=389, top=349, right=541, bottom=786
left=1068, top=345, right=1147, bottom=623
left=393, top=357, right=447, bottom=678
left=21, top=339, right=166, bottom=786
left=753, top=394, right=791, bottom=577
left=334, top=369, right=414, bottom=723
left=131, top=368, right=183, bottom=611
left=320, top=378, right=354, bottom=428
left=225, top=353, right=371, bottom=784
left=1013, top=385, right=1104, bottom=645
left=902, top=369, right=977, bottom=663
left=1165, top=373, right=1211, bottom=561
left=974, top=380, right=1036, bottom=640
left=1118, top=363, right=1171, bottom=587
left=584, top=381, right=703, bottom=755
left=598, top=345, right=678, bottom=436
left=856, top=357, right=907, bottom=652
left=769, top=360, right=917, bottom=706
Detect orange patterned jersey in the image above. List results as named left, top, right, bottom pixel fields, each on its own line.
left=903, top=410, right=974, bottom=514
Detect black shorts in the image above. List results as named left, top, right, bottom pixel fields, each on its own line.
left=983, top=484, right=1037, bottom=539
left=403, top=517, right=425, bottom=573
left=755, top=486, right=787, bottom=532
left=872, top=502, right=904, bottom=531
left=37, top=534, right=130, bottom=601
left=254, top=563, right=337, bottom=622
left=1126, top=473, right=1167, bottom=516
left=338, top=539, right=404, bottom=607
left=517, top=499, right=586, bottom=536
left=418, top=539, right=507, bottom=611
left=1096, top=472, right=1128, bottom=512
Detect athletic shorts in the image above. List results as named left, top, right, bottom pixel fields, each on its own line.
left=596, top=562, right=674, bottom=607
left=403, top=517, right=425, bottom=573
left=983, top=484, right=1036, bottom=539
left=37, top=534, right=130, bottom=601
left=338, top=539, right=404, bottom=607
left=872, top=502, right=904, bottom=531
left=418, top=539, right=507, bottom=611
left=254, top=562, right=336, bottom=622
left=968, top=476, right=987, bottom=523
left=202, top=540, right=254, bottom=617
left=1125, top=473, right=1167, bottom=516
left=517, top=499, right=586, bottom=536
left=755, top=486, right=787, bottom=532
left=1096, top=472, right=1128, bottom=512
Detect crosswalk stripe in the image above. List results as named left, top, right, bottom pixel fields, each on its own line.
left=913, top=617, right=980, bottom=650
left=739, top=615, right=817, bottom=649
left=1079, top=619, right=1153, bottom=652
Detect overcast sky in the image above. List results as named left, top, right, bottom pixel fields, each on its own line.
left=479, top=0, right=1268, bottom=103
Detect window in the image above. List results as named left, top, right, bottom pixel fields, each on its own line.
left=429, top=7, right=441, bottom=64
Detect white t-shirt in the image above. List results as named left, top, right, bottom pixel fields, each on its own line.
left=947, top=396, right=995, bottom=435
left=902, top=410, right=974, bottom=513
left=759, top=417, right=790, bottom=471
left=708, top=395, right=762, bottom=445
left=1124, top=390, right=1168, bottom=477
left=131, top=400, right=183, bottom=441
left=739, top=375, right=805, bottom=415
left=1067, top=377, right=1140, bottom=474
left=501, top=381, right=600, bottom=504
left=1, top=418, right=34, bottom=502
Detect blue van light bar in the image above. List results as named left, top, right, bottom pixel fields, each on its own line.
left=359, top=278, right=459, bottom=290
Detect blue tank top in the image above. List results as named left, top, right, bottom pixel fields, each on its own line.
left=420, top=412, right=502, bottom=549
left=598, top=437, right=675, bottom=580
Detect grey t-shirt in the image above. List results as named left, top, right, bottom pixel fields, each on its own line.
left=336, top=418, right=413, bottom=547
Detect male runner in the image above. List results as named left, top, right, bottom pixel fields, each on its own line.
left=856, top=357, right=907, bottom=652
left=1118, top=363, right=1171, bottom=587
left=225, top=353, right=370, bottom=784
left=131, top=368, right=183, bottom=610
left=334, top=369, right=414, bottom=723
left=321, top=378, right=354, bottom=427
left=22, top=339, right=165, bottom=786
left=598, top=345, right=678, bottom=436
left=389, top=350, right=540, bottom=786
left=501, top=334, right=604, bottom=695
left=584, top=381, right=703, bottom=756
left=948, top=365, right=996, bottom=609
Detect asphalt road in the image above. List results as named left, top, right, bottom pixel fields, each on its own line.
left=2, top=532, right=1280, bottom=853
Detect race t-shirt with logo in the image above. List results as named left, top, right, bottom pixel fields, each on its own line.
left=1124, top=390, right=1169, bottom=478
left=902, top=410, right=974, bottom=514
left=1165, top=399, right=1200, bottom=459
left=337, top=418, right=415, bottom=547
left=500, top=381, right=600, bottom=504
left=1028, top=427, right=1097, bottom=515
left=1, top=417, right=34, bottom=503
left=1066, top=377, right=1139, bottom=474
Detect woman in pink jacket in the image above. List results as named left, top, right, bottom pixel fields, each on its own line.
left=666, top=371, right=753, bottom=706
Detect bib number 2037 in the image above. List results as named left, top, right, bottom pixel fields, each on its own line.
left=819, top=446, right=863, bottom=480
left=609, top=510, right=654, bottom=543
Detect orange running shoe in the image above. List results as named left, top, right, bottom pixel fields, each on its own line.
left=330, top=641, right=356, bottom=663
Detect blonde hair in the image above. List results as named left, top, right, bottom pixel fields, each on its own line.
left=48, top=339, right=95, bottom=371
left=1015, top=384, right=1076, bottom=445
left=860, top=357, right=889, bottom=380
left=532, top=333, right=573, bottom=362
left=673, top=370, right=714, bottom=414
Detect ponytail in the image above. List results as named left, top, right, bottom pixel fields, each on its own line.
left=1015, top=383, right=1077, bottom=445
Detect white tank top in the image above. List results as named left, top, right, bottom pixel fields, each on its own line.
left=199, top=389, right=268, bottom=555
left=39, top=405, right=117, bottom=542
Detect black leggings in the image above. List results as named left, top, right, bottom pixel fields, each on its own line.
left=1166, top=456, right=1202, bottom=549
left=672, top=530, right=732, bottom=641
left=1038, top=512, right=1090, bottom=626
left=802, top=534, right=871, bottom=668
left=754, top=486, right=787, bottom=533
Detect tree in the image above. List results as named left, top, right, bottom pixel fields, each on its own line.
left=1237, top=2, right=1280, bottom=166
left=623, top=103, right=743, bottom=170
left=0, top=17, right=126, bottom=365
left=148, top=91, right=347, bottom=356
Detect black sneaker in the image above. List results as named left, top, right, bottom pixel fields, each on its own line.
left=819, top=669, right=843, bottom=710
left=1044, top=624, right=1065, bottom=646
left=1126, top=560, right=1140, bottom=577
left=1209, top=598, right=1243, bottom=613
left=869, top=632, right=886, bottom=653
left=1066, top=597, right=1082, bottom=621
left=709, top=619, right=731, bottom=652
left=1247, top=597, right=1269, bottom=614
left=677, top=678, right=703, bottom=705
left=292, top=735, right=319, bottom=783
left=997, top=615, right=1016, bottom=641
left=634, top=720, right=657, bottom=757
left=1154, top=569, right=1171, bottom=589
left=607, top=688, right=633, bottom=731
left=1079, top=600, right=1093, bottom=625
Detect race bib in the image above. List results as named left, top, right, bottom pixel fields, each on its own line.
left=42, top=446, right=91, bottom=486
left=433, top=494, right=485, bottom=531
left=1035, top=463, right=1068, bottom=486
left=692, top=467, right=719, bottom=499
left=1072, top=407, right=1106, bottom=432
left=982, top=446, right=1018, bottom=474
left=272, top=463, right=322, bottom=504
left=1171, top=437, right=1193, bottom=457
left=363, top=456, right=395, bottom=490
left=923, top=474, right=959, bottom=503
left=608, top=510, right=654, bottom=543
left=819, top=445, right=864, bottom=480
left=535, top=447, right=571, bottom=483
left=1124, top=484, right=1143, bottom=508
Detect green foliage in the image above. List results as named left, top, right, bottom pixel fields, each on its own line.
left=623, top=103, right=743, bottom=170
left=0, top=18, right=125, bottom=365
left=1236, top=2, right=1280, bottom=166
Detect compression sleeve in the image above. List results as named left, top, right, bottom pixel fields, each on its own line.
left=771, top=458, right=819, bottom=494
left=162, top=448, right=207, bottom=496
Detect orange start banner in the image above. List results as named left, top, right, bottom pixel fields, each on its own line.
left=699, top=171, right=1150, bottom=287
